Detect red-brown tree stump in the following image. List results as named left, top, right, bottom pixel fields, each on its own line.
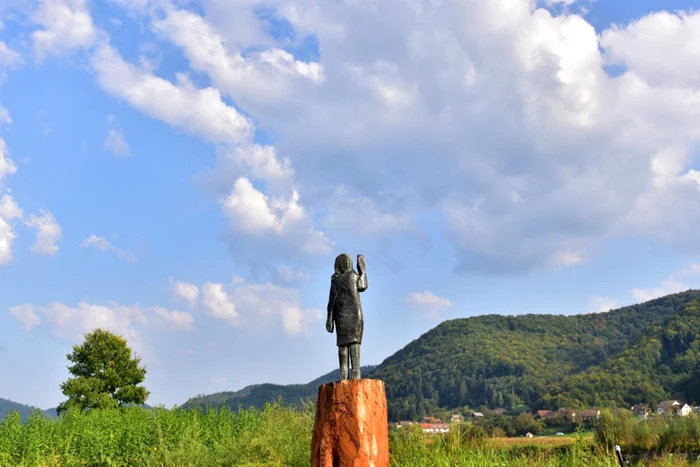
left=311, top=379, right=390, bottom=467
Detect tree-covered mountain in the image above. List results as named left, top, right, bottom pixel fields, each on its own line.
left=180, top=366, right=377, bottom=412
left=0, top=399, right=56, bottom=422
left=371, top=290, right=700, bottom=420
left=6, top=290, right=700, bottom=423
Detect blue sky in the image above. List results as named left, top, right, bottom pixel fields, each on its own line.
left=2, top=0, right=700, bottom=409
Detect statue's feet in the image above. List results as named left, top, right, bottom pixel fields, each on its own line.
left=339, top=369, right=349, bottom=381
left=351, top=370, right=361, bottom=380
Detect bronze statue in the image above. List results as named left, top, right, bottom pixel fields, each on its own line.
left=326, top=253, right=367, bottom=380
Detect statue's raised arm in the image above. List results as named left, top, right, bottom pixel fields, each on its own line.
left=357, top=254, right=367, bottom=292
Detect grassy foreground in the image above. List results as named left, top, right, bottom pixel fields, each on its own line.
left=1, top=403, right=697, bottom=466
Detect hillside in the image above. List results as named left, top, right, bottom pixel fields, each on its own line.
left=181, top=366, right=377, bottom=411
left=371, top=290, right=700, bottom=420
left=0, top=399, right=56, bottom=422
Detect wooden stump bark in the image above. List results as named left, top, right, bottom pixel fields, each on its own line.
left=311, top=379, right=389, bottom=467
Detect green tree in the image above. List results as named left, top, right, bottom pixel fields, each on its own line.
left=56, top=329, right=149, bottom=415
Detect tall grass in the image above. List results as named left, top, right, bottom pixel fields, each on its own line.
left=1, top=404, right=698, bottom=466
left=595, top=409, right=700, bottom=455
left=0, top=402, right=314, bottom=466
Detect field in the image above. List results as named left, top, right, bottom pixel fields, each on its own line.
left=1, top=404, right=698, bottom=466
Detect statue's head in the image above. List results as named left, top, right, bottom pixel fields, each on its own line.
left=334, top=253, right=353, bottom=274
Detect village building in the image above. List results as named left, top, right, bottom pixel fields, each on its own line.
left=579, top=409, right=601, bottom=422
left=631, top=404, right=650, bottom=419
left=421, top=423, right=450, bottom=434
left=657, top=400, right=681, bottom=416
left=679, top=403, right=692, bottom=417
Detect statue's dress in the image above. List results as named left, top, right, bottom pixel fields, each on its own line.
left=328, top=270, right=367, bottom=346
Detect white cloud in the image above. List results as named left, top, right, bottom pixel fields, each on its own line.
left=150, top=6, right=324, bottom=111
left=402, top=291, right=452, bottom=315
left=80, top=234, right=137, bottom=262
left=589, top=296, right=618, bottom=314
left=8, top=301, right=194, bottom=351
left=221, top=177, right=331, bottom=254
left=89, top=43, right=253, bottom=146
left=30, top=0, right=700, bottom=275
left=0, top=138, right=16, bottom=185
left=183, top=277, right=321, bottom=334
left=8, top=304, right=41, bottom=331
left=24, top=210, right=61, bottom=256
left=276, top=265, right=310, bottom=284
left=631, top=264, right=700, bottom=303
left=0, top=41, right=23, bottom=69
left=104, top=128, right=130, bottom=156
left=32, top=0, right=97, bottom=60
left=169, top=278, right=199, bottom=308
left=200, top=282, right=238, bottom=324
left=600, top=12, right=700, bottom=88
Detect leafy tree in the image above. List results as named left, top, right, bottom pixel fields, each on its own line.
left=56, top=329, right=149, bottom=415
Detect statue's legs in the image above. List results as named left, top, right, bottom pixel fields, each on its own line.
left=338, top=346, right=349, bottom=380
left=350, top=343, right=361, bottom=379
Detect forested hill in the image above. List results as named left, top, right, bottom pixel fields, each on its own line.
left=0, top=399, right=56, bottom=422
left=372, top=289, right=700, bottom=421
left=180, top=366, right=377, bottom=412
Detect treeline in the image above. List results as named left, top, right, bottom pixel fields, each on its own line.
left=596, top=409, right=700, bottom=454
left=371, top=290, right=700, bottom=421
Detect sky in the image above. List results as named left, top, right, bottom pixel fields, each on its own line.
left=2, top=0, right=700, bottom=410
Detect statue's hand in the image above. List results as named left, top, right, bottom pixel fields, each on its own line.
left=357, top=254, right=365, bottom=274
left=326, top=318, right=334, bottom=333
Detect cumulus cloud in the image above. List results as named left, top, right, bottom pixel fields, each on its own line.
left=103, top=116, right=131, bottom=156
left=8, top=301, right=194, bottom=354
left=169, top=278, right=199, bottom=308
left=89, top=43, right=253, bottom=146
left=631, top=264, right=700, bottom=303
left=200, top=282, right=239, bottom=324
left=81, top=234, right=136, bottom=262
left=22, top=0, right=700, bottom=275
left=589, top=296, right=618, bottom=314
left=0, top=138, right=16, bottom=185
left=0, top=41, right=23, bottom=69
left=24, top=210, right=61, bottom=256
left=150, top=6, right=324, bottom=111
left=32, top=0, right=97, bottom=59
left=402, top=291, right=452, bottom=315
left=276, top=265, right=311, bottom=284
left=178, top=277, right=321, bottom=334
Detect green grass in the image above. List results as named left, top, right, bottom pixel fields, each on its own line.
left=1, top=405, right=698, bottom=466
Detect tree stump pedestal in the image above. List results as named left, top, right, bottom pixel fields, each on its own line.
left=311, top=379, right=389, bottom=467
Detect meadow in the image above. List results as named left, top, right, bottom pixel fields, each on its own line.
left=1, top=403, right=698, bottom=466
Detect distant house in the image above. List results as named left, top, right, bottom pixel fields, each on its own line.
left=693, top=406, right=700, bottom=414
left=525, top=432, right=533, bottom=438
left=657, top=400, right=681, bottom=416
left=631, top=404, right=650, bottom=419
left=421, top=423, right=450, bottom=434
left=422, top=416, right=442, bottom=424
left=536, top=410, right=554, bottom=419
left=679, top=404, right=692, bottom=417
left=492, top=408, right=506, bottom=416
left=556, top=409, right=577, bottom=422
left=450, top=414, right=463, bottom=423
left=579, top=409, right=601, bottom=422
left=472, top=412, right=485, bottom=419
